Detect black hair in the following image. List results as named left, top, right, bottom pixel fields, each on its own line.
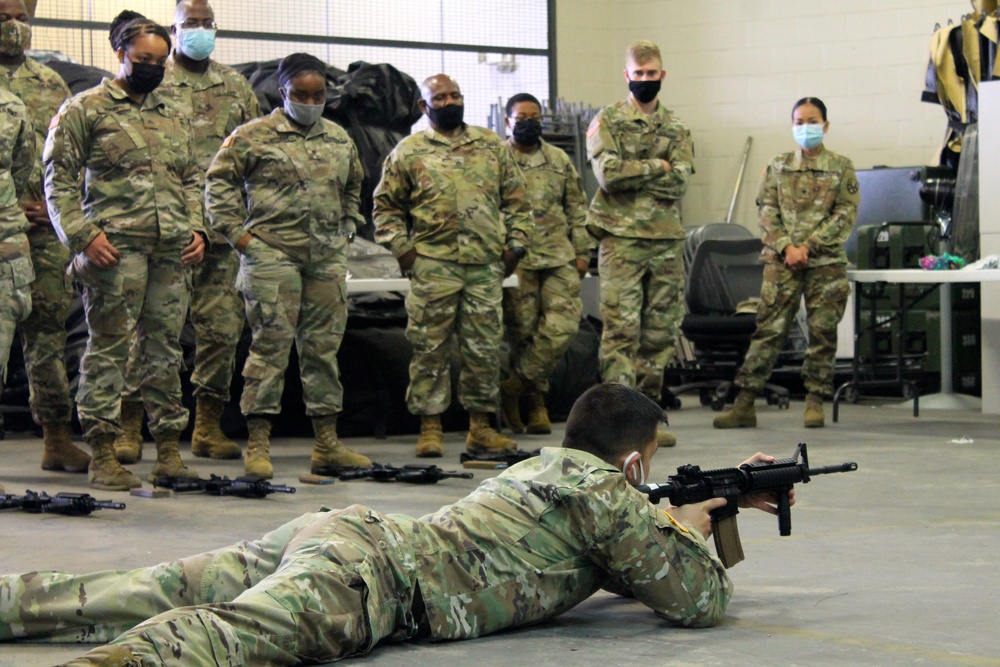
left=277, top=53, right=327, bottom=88
left=562, top=383, right=667, bottom=462
left=109, top=10, right=172, bottom=52
left=505, top=93, right=542, bottom=117
left=792, top=97, right=827, bottom=121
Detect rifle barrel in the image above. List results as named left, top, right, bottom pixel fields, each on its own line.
left=808, top=462, right=858, bottom=476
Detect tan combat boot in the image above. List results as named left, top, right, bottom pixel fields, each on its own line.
left=656, top=429, right=677, bottom=447
left=191, top=395, right=241, bottom=459
left=113, top=401, right=144, bottom=464
left=415, top=414, right=444, bottom=458
left=311, top=415, right=371, bottom=471
left=713, top=390, right=758, bottom=429
left=148, top=430, right=200, bottom=482
left=40, top=422, right=91, bottom=472
left=499, top=375, right=526, bottom=434
left=524, top=392, right=552, bottom=434
left=466, top=412, right=517, bottom=453
left=804, top=393, right=825, bottom=428
left=88, top=433, right=143, bottom=491
left=244, top=418, right=273, bottom=480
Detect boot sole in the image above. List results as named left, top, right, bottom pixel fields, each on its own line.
left=712, top=421, right=758, bottom=429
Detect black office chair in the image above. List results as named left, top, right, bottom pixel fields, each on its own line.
left=683, top=223, right=756, bottom=271
left=669, top=238, right=790, bottom=411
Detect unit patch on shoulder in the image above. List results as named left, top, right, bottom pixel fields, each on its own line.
left=846, top=178, right=859, bottom=195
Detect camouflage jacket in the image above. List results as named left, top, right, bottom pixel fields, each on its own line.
left=507, top=138, right=591, bottom=270
left=373, top=125, right=531, bottom=265
left=0, top=57, right=69, bottom=210
left=384, top=446, right=731, bottom=640
left=585, top=98, right=694, bottom=240
left=0, top=87, right=34, bottom=262
left=757, top=147, right=860, bottom=267
left=205, top=109, right=364, bottom=262
left=162, top=56, right=260, bottom=244
left=43, top=79, right=204, bottom=255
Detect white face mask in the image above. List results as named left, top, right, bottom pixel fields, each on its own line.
left=623, top=451, right=647, bottom=486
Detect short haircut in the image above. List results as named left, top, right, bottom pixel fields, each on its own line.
left=626, top=40, right=661, bottom=65
left=562, top=383, right=667, bottom=462
left=505, top=93, right=541, bottom=117
left=109, top=10, right=172, bottom=53
left=792, top=97, right=828, bottom=121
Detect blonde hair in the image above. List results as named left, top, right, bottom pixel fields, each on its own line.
left=626, top=40, right=661, bottom=66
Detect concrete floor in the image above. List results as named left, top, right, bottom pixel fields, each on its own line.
left=1, top=398, right=999, bottom=667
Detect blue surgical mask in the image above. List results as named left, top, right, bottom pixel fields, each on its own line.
left=793, top=123, right=825, bottom=150
left=178, top=27, right=216, bottom=61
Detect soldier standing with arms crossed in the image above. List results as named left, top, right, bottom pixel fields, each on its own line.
left=113, top=0, right=261, bottom=465
left=0, top=0, right=89, bottom=472
left=374, top=74, right=532, bottom=457
left=498, top=92, right=591, bottom=435
left=586, top=40, right=693, bottom=448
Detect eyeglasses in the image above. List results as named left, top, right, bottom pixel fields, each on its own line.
left=178, top=19, right=218, bottom=30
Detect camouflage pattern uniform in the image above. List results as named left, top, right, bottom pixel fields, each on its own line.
left=374, top=125, right=531, bottom=415
left=0, top=58, right=72, bottom=425
left=503, top=138, right=591, bottom=392
left=0, top=88, right=34, bottom=385
left=44, top=79, right=205, bottom=440
left=735, top=147, right=860, bottom=398
left=205, top=109, right=363, bottom=417
left=586, top=99, right=694, bottom=401
left=0, top=447, right=732, bottom=664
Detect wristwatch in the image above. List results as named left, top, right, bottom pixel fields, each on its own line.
left=508, top=246, right=527, bottom=261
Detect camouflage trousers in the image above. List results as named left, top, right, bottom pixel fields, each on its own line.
left=71, top=242, right=191, bottom=440
left=503, top=262, right=581, bottom=393
left=406, top=256, right=504, bottom=415
left=0, top=506, right=419, bottom=665
left=736, top=262, right=850, bottom=398
left=598, top=235, right=685, bottom=402
left=237, top=239, right=348, bottom=417
left=0, top=255, right=33, bottom=387
left=19, top=236, right=74, bottom=424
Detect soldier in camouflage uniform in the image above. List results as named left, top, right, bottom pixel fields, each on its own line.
left=2, top=384, right=804, bottom=667
left=205, top=53, right=371, bottom=480
left=43, top=12, right=206, bottom=491
left=113, top=0, right=261, bottom=465
left=0, top=85, right=33, bottom=417
left=586, top=40, right=693, bottom=448
left=499, top=93, right=591, bottom=435
left=714, top=98, right=859, bottom=430
left=0, top=0, right=90, bottom=473
left=374, top=74, right=532, bottom=458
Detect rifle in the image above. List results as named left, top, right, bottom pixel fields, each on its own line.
left=458, top=449, right=540, bottom=467
left=154, top=475, right=296, bottom=498
left=638, top=443, right=857, bottom=568
left=317, top=463, right=473, bottom=484
left=0, top=490, right=126, bottom=516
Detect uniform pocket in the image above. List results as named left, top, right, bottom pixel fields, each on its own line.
left=8, top=255, right=34, bottom=288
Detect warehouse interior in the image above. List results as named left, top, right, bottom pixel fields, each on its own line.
left=3, top=1, right=1000, bottom=666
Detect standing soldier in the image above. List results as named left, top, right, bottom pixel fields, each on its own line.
left=205, top=53, right=371, bottom=480
left=586, top=40, right=693, bottom=448
left=0, top=84, right=34, bottom=420
left=0, top=0, right=89, bottom=472
left=374, top=74, right=531, bottom=457
left=44, top=11, right=206, bottom=490
left=498, top=93, right=591, bottom=435
left=112, top=0, right=260, bottom=465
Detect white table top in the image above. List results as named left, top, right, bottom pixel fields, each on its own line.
left=346, top=275, right=520, bottom=294
left=848, top=268, right=1000, bottom=284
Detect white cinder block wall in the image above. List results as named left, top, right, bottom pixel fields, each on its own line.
left=558, top=0, right=971, bottom=232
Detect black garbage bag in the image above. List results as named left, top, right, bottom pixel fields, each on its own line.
left=230, top=59, right=347, bottom=115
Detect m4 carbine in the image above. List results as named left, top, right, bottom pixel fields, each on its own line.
left=0, top=490, right=126, bottom=516
left=638, top=443, right=857, bottom=568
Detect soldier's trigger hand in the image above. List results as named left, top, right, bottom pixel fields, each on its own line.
left=397, top=248, right=417, bottom=276
left=181, top=232, right=206, bottom=267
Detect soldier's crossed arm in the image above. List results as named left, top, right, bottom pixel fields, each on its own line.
left=586, top=113, right=670, bottom=195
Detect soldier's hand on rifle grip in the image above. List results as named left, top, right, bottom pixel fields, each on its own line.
left=736, top=452, right=796, bottom=515
left=667, top=497, right=727, bottom=539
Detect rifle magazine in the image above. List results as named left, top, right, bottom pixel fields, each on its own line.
left=713, top=515, right=745, bottom=569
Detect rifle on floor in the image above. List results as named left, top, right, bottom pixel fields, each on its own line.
left=153, top=474, right=296, bottom=498
left=638, top=443, right=857, bottom=568
left=459, top=449, right=540, bottom=469
left=0, top=490, right=126, bottom=515
left=315, top=463, right=473, bottom=484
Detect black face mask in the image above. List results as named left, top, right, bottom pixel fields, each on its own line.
left=512, top=118, right=543, bottom=147
left=126, top=61, right=165, bottom=94
left=427, top=104, right=464, bottom=132
left=629, top=79, right=661, bottom=104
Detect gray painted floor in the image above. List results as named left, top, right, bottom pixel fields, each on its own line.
left=1, top=399, right=998, bottom=667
